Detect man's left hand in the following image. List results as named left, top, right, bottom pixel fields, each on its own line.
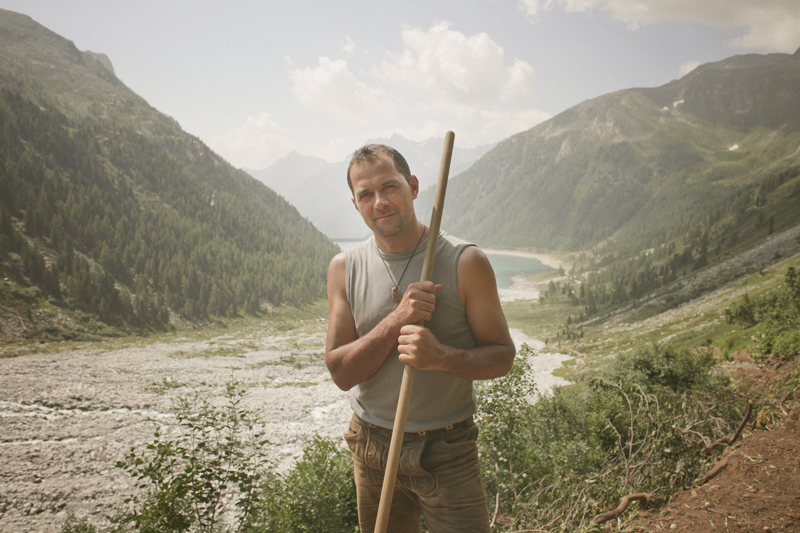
left=397, top=324, right=447, bottom=371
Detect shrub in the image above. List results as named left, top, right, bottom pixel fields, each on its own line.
left=606, top=343, right=721, bottom=393
left=116, top=381, right=269, bottom=533
left=62, top=381, right=357, bottom=533
left=725, top=266, right=800, bottom=360
left=773, top=329, right=800, bottom=358
left=475, top=345, right=538, bottom=518
left=477, top=342, right=740, bottom=532
left=253, top=435, right=358, bottom=532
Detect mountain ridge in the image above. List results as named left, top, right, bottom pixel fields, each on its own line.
left=0, top=9, right=337, bottom=338
left=421, top=47, right=800, bottom=253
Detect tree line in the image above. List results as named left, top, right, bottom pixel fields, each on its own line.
left=537, top=163, right=800, bottom=319
left=0, top=89, right=338, bottom=333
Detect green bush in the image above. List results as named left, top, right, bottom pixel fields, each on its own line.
left=476, top=342, right=739, bottom=532
left=475, top=346, right=539, bottom=514
left=773, top=329, right=800, bottom=358
left=61, top=381, right=357, bottom=533
left=254, top=435, right=358, bottom=532
left=116, top=381, right=268, bottom=533
left=726, top=266, right=800, bottom=360
left=606, top=342, right=721, bottom=393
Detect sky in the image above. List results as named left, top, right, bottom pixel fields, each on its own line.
left=1, top=0, right=799, bottom=170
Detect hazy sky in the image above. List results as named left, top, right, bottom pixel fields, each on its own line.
left=1, top=1, right=799, bottom=169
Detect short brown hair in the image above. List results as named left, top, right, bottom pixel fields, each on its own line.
left=347, top=144, right=412, bottom=195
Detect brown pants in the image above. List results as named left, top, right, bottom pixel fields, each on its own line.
left=344, top=414, right=491, bottom=533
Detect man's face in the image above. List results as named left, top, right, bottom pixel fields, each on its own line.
left=350, top=154, right=419, bottom=239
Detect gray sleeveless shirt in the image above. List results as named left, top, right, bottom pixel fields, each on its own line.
left=345, top=231, right=477, bottom=431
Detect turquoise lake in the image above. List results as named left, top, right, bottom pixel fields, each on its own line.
left=334, top=241, right=548, bottom=289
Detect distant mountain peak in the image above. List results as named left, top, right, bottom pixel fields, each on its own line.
left=85, top=51, right=114, bottom=74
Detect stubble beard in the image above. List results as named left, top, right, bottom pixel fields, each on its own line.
left=374, top=215, right=404, bottom=238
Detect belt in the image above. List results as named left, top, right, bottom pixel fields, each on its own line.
left=355, top=414, right=474, bottom=441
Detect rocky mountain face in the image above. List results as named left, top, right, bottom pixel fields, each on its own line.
left=424, top=48, right=800, bottom=252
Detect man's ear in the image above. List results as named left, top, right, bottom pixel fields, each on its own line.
left=410, top=175, right=419, bottom=199
left=351, top=197, right=358, bottom=212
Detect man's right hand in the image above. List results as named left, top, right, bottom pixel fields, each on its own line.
left=393, top=281, right=443, bottom=325
left=325, top=251, right=446, bottom=391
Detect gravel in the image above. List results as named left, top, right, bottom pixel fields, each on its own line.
left=0, top=320, right=569, bottom=532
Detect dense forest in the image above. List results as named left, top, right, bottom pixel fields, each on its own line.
left=0, top=10, right=340, bottom=337
left=0, top=87, right=337, bottom=334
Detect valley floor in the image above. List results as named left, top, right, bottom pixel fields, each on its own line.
left=2, top=243, right=799, bottom=532
left=0, top=318, right=565, bottom=532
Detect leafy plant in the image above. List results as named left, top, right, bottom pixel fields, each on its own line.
left=60, top=379, right=357, bottom=533
left=475, top=345, right=538, bottom=522
left=477, top=342, right=740, bottom=532
left=253, top=435, right=358, bottom=532
left=725, top=266, right=800, bottom=359
left=116, top=381, right=268, bottom=532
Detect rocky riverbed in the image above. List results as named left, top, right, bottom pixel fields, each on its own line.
left=0, top=320, right=568, bottom=532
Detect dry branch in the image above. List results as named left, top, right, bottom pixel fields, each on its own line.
left=592, top=493, right=648, bottom=524
left=698, top=456, right=730, bottom=486
left=0, top=304, right=27, bottom=331
left=705, top=399, right=752, bottom=452
left=780, top=386, right=798, bottom=417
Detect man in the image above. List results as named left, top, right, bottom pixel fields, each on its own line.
left=325, top=144, right=515, bottom=533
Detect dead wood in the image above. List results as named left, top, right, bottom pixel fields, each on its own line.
left=780, top=386, right=798, bottom=417
left=0, top=304, right=27, bottom=332
left=705, top=399, right=752, bottom=452
left=698, top=455, right=730, bottom=486
left=592, top=493, right=649, bottom=524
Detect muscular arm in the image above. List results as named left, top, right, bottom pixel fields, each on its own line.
left=325, top=252, right=442, bottom=391
left=397, top=246, right=516, bottom=380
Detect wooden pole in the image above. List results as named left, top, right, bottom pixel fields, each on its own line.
left=374, top=131, right=455, bottom=532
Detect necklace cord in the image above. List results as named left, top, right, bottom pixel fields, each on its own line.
left=376, top=225, right=426, bottom=300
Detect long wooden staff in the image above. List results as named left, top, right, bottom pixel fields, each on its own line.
left=375, top=131, right=455, bottom=532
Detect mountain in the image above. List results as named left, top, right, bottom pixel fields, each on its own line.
left=425, top=48, right=800, bottom=252
left=0, top=9, right=338, bottom=338
left=246, top=135, right=496, bottom=240
left=246, top=151, right=330, bottom=199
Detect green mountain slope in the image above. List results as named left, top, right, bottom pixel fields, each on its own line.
left=0, top=10, right=338, bottom=338
left=428, top=48, right=800, bottom=253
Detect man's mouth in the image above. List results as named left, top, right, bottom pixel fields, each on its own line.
left=374, top=211, right=396, bottom=221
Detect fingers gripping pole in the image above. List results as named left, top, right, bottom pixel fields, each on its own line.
left=374, top=131, right=455, bottom=533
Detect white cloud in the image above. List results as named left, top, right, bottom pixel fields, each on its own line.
left=678, top=60, right=700, bottom=77
left=289, top=57, right=393, bottom=122
left=207, top=112, right=298, bottom=169
left=377, top=22, right=537, bottom=107
left=285, top=22, right=549, bottom=152
left=524, top=0, right=800, bottom=52
left=342, top=35, right=355, bottom=53
left=519, top=0, right=555, bottom=18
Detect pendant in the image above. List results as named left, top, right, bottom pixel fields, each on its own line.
left=391, top=286, right=402, bottom=303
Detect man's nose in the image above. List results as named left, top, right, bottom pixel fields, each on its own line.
left=374, top=192, right=389, bottom=209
